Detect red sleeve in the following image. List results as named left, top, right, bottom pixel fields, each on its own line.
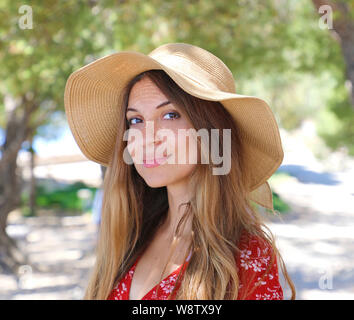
left=236, top=233, right=283, bottom=300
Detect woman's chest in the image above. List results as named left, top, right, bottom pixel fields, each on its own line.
left=129, top=257, right=181, bottom=300
left=129, top=238, right=191, bottom=300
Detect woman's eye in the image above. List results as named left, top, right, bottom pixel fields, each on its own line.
left=163, top=112, right=180, bottom=120
left=128, top=117, right=142, bottom=125
left=127, top=112, right=180, bottom=125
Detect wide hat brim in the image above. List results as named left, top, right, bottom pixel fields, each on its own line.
left=64, top=48, right=284, bottom=211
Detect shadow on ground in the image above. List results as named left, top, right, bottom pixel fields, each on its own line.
left=278, top=165, right=341, bottom=186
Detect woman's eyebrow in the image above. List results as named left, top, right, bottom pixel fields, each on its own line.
left=126, top=100, right=171, bottom=113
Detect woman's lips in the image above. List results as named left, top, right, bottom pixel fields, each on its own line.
left=143, top=155, right=171, bottom=168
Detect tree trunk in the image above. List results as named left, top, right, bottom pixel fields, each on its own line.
left=0, top=95, right=36, bottom=273
left=312, top=0, right=354, bottom=107
left=29, top=137, right=37, bottom=216
left=0, top=150, right=27, bottom=274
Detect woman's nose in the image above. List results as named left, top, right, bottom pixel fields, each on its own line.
left=143, top=119, right=164, bottom=148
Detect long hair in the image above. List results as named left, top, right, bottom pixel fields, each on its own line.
left=84, top=69, right=296, bottom=300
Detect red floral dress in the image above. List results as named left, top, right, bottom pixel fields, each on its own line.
left=107, top=232, right=283, bottom=300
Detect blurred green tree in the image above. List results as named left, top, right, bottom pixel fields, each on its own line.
left=0, top=0, right=113, bottom=273
left=311, top=0, right=354, bottom=155
left=312, top=0, right=354, bottom=106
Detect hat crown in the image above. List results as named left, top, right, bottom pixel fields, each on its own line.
left=148, top=43, right=236, bottom=94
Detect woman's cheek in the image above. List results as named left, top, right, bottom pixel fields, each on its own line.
left=175, top=129, right=199, bottom=165
left=126, top=129, right=144, bottom=164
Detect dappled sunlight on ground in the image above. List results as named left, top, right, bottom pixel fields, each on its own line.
left=0, top=214, right=97, bottom=300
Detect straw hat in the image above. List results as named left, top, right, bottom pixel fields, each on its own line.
left=64, top=43, right=284, bottom=211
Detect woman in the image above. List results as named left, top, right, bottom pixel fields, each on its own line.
left=64, top=43, right=295, bottom=300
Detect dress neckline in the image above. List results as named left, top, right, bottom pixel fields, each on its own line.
left=128, top=250, right=192, bottom=300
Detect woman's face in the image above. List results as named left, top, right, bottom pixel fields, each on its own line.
left=125, top=76, right=198, bottom=188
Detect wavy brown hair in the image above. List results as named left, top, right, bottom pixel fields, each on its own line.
left=84, top=69, right=296, bottom=300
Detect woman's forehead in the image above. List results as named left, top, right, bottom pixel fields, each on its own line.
left=128, top=77, right=169, bottom=112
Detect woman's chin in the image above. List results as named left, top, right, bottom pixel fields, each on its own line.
left=145, top=180, right=167, bottom=188
left=135, top=163, right=197, bottom=189
left=141, top=172, right=171, bottom=188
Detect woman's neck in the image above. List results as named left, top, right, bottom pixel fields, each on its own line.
left=162, top=179, right=193, bottom=238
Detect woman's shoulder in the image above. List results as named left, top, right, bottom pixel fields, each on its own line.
left=238, top=230, right=274, bottom=260
left=235, top=229, right=283, bottom=300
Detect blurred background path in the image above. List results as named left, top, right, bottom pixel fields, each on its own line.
left=268, top=127, right=354, bottom=299
left=0, top=214, right=97, bottom=299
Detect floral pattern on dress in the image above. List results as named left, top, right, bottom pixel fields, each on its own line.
left=107, top=260, right=184, bottom=300
left=109, top=269, right=134, bottom=300
left=107, top=232, right=283, bottom=300
left=236, top=233, right=283, bottom=300
left=160, top=273, right=178, bottom=295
